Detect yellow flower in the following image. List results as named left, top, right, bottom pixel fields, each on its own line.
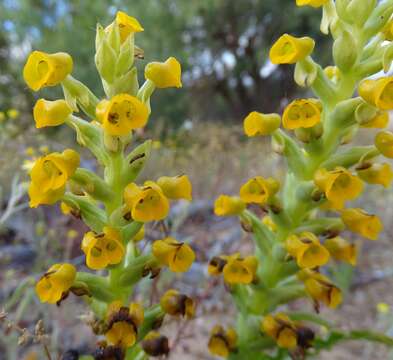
left=152, top=237, right=195, bottom=272
left=360, top=111, right=389, bottom=129
left=286, top=232, right=330, bottom=268
left=262, top=313, right=298, bottom=349
left=145, top=57, right=182, bottom=88
left=243, top=112, right=281, bottom=136
left=23, top=51, right=73, bottom=91
left=124, top=181, right=170, bottom=222
left=35, top=263, right=76, bottom=304
left=160, top=289, right=195, bottom=318
left=208, top=325, right=237, bottom=357
left=298, top=269, right=342, bottom=309
left=105, top=301, right=144, bottom=348
left=269, top=34, right=315, bottom=65
left=282, top=98, right=322, bottom=129
left=375, top=131, right=393, bottom=158
left=341, top=208, right=383, bottom=240
left=222, top=254, right=258, bottom=284
left=67, top=229, right=78, bottom=240
left=359, top=77, right=393, bottom=110
left=132, top=225, right=145, bottom=242
left=207, top=256, right=228, bottom=276
left=357, top=163, right=393, bottom=188
left=214, top=195, right=245, bottom=216
left=7, top=109, right=19, bottom=119
left=28, top=149, right=80, bottom=208
left=262, top=216, right=277, bottom=232
left=96, top=94, right=149, bottom=136
left=156, top=174, right=192, bottom=200
left=25, top=147, right=35, bottom=157
left=377, top=302, right=390, bottom=314
left=0, top=112, right=5, bottom=122
left=296, top=0, right=328, bottom=7
left=39, top=145, right=50, bottom=154
left=314, top=167, right=363, bottom=209
left=239, top=176, right=280, bottom=204
left=82, top=227, right=124, bottom=270
left=33, top=99, right=72, bottom=128
left=324, top=236, right=357, bottom=266
left=141, top=331, right=170, bottom=357
left=114, top=11, right=144, bottom=43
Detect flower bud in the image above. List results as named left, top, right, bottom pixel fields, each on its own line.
left=294, top=56, right=318, bottom=87
left=269, top=34, right=315, bottom=65
left=346, top=0, right=377, bottom=27
left=333, top=30, right=357, bottom=71
left=23, top=51, right=73, bottom=91
left=95, top=38, right=117, bottom=83
left=33, top=99, right=72, bottom=128
left=243, top=112, right=281, bottom=136
left=294, top=123, right=323, bottom=143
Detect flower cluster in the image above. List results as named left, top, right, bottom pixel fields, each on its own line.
left=27, top=11, right=195, bottom=359
left=209, top=0, right=393, bottom=358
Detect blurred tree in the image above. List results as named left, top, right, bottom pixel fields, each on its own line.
left=0, top=0, right=329, bottom=125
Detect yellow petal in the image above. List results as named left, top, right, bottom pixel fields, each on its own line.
left=157, top=175, right=192, bottom=200
left=33, top=99, right=72, bottom=128
left=145, top=57, right=182, bottom=88
left=270, top=34, right=315, bottom=65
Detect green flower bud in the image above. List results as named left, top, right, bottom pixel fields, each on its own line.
left=383, top=43, right=393, bottom=73
left=333, top=30, right=357, bottom=71
left=346, top=0, right=377, bottom=27
left=124, top=140, right=152, bottom=183
left=71, top=168, right=114, bottom=202
left=354, top=102, right=378, bottom=126
left=330, top=97, right=363, bottom=128
left=104, top=68, right=139, bottom=98
left=294, top=123, right=323, bottom=143
left=364, top=2, right=393, bottom=39
left=95, top=38, right=117, bottom=84
left=62, top=194, right=107, bottom=232
left=116, top=35, right=135, bottom=76
left=61, top=76, right=99, bottom=118
left=294, top=57, right=318, bottom=87
left=272, top=244, right=287, bottom=262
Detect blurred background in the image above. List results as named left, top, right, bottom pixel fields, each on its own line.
left=1, top=1, right=393, bottom=359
